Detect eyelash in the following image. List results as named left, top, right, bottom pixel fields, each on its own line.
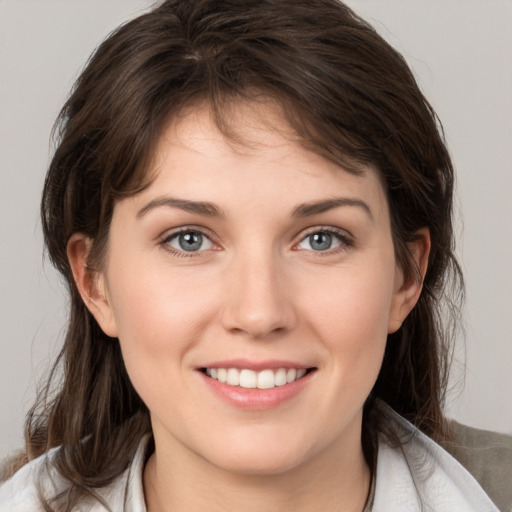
left=160, top=227, right=218, bottom=258
left=293, top=226, right=354, bottom=257
left=159, top=226, right=354, bottom=258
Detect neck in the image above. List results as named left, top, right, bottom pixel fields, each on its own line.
left=144, top=427, right=371, bottom=512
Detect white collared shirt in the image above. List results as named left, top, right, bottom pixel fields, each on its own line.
left=371, top=404, right=499, bottom=511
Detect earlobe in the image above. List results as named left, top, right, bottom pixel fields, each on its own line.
left=67, top=233, right=119, bottom=338
left=388, top=228, right=431, bottom=333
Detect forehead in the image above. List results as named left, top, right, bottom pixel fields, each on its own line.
left=136, top=100, right=389, bottom=219
left=159, top=98, right=301, bottom=158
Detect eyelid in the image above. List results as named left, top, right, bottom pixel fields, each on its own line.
left=293, top=226, right=354, bottom=252
left=299, top=224, right=353, bottom=238
left=157, top=224, right=354, bottom=257
left=159, top=224, right=217, bottom=242
left=159, top=225, right=221, bottom=256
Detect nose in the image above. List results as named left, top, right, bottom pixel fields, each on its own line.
left=220, top=249, right=298, bottom=340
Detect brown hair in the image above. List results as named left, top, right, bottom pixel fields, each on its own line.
left=8, top=0, right=463, bottom=509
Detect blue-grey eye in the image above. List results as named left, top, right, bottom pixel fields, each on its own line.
left=298, top=231, right=343, bottom=251
left=167, top=231, right=213, bottom=252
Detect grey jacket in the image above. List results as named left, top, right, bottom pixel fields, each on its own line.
left=443, top=419, right=512, bottom=512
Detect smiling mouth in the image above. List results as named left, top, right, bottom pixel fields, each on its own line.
left=201, top=367, right=315, bottom=390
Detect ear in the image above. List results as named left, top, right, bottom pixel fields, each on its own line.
left=388, top=228, right=431, bottom=334
left=67, top=233, right=119, bottom=338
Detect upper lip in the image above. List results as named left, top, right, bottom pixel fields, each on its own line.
left=199, top=359, right=314, bottom=372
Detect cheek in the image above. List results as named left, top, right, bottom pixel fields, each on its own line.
left=109, top=260, right=214, bottom=340
left=106, top=262, right=220, bottom=393
left=299, top=256, right=396, bottom=390
left=304, top=265, right=395, bottom=345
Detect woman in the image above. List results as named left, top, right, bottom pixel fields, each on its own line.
left=0, top=0, right=510, bottom=511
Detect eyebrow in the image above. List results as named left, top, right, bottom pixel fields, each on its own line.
left=292, top=197, right=373, bottom=220
left=136, top=195, right=373, bottom=221
left=136, top=197, right=225, bottom=218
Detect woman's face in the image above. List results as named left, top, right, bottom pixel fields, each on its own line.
left=83, top=101, right=419, bottom=475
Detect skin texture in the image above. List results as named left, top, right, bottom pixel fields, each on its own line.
left=68, top=101, right=429, bottom=512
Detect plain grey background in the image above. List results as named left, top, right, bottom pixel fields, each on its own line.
left=1, top=0, right=511, bottom=460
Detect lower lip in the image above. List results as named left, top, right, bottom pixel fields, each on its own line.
left=199, top=371, right=314, bottom=410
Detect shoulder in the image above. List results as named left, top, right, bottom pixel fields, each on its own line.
left=442, top=421, right=512, bottom=512
left=373, top=402, right=502, bottom=511
left=0, top=450, right=61, bottom=511
left=0, top=450, right=113, bottom=511
left=0, top=435, right=150, bottom=512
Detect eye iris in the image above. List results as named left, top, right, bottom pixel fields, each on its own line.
left=179, top=232, right=203, bottom=251
left=309, top=232, right=332, bottom=251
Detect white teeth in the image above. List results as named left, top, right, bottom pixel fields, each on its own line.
left=217, top=368, right=227, bottom=383
left=275, top=368, right=287, bottom=386
left=257, top=369, right=275, bottom=389
left=226, top=368, right=240, bottom=386
left=286, top=368, right=297, bottom=383
left=205, top=367, right=309, bottom=389
left=239, top=369, right=257, bottom=388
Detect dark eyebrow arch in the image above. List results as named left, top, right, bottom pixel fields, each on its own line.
left=136, top=197, right=225, bottom=219
left=292, top=197, right=373, bottom=220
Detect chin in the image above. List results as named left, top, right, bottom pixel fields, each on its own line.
left=202, top=433, right=313, bottom=476
left=213, top=451, right=306, bottom=476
